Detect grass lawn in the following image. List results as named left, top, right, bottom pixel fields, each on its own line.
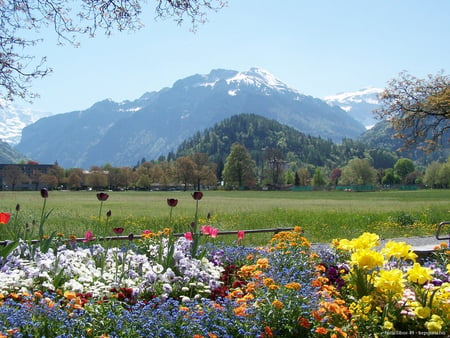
left=1, top=189, right=449, bottom=245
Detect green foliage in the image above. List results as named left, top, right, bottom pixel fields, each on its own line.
left=341, top=158, right=377, bottom=185
left=311, top=168, right=325, bottom=187
left=394, top=158, right=415, bottom=181
left=0, top=190, right=447, bottom=246
left=177, top=114, right=378, bottom=172
left=222, top=143, right=256, bottom=188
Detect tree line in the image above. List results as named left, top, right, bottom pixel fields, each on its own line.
left=2, top=147, right=450, bottom=191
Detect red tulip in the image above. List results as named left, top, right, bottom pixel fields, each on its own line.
left=113, top=227, right=124, bottom=235
left=184, top=232, right=193, bottom=241
left=96, top=192, right=109, bottom=201
left=0, top=212, right=11, bottom=224
left=191, top=191, right=203, bottom=200
left=40, top=188, right=48, bottom=198
left=167, top=198, right=178, bottom=207
left=237, top=230, right=245, bottom=241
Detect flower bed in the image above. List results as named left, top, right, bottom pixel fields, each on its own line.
left=0, top=191, right=449, bottom=337
left=0, top=227, right=448, bottom=337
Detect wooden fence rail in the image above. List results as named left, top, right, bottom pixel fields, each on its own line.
left=0, top=227, right=295, bottom=246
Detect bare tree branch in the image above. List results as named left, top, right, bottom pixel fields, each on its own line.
left=0, top=0, right=227, bottom=104
left=376, top=71, right=450, bottom=152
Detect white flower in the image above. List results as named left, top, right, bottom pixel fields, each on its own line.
left=162, top=283, right=172, bottom=293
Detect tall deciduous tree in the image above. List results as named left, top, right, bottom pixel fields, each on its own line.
left=175, top=156, right=196, bottom=190
left=394, top=158, right=415, bottom=184
left=311, top=168, right=325, bottom=187
left=341, top=158, right=377, bottom=185
left=191, top=153, right=217, bottom=190
left=222, top=143, right=256, bottom=188
left=0, top=0, right=226, bottom=103
left=376, top=71, right=450, bottom=152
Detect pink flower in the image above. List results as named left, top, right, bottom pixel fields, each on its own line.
left=201, top=225, right=212, bottom=235
left=237, top=230, right=245, bottom=241
left=83, top=230, right=94, bottom=242
left=184, top=232, right=193, bottom=241
left=210, top=227, right=219, bottom=238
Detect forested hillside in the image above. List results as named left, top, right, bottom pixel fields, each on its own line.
left=359, top=120, right=450, bottom=164
left=176, top=114, right=398, bottom=171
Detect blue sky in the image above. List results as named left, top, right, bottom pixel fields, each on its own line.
left=19, top=0, right=450, bottom=115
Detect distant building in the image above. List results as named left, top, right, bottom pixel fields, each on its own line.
left=0, top=163, right=54, bottom=190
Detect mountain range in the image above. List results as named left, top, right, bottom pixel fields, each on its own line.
left=324, top=87, right=382, bottom=129
left=6, top=68, right=382, bottom=168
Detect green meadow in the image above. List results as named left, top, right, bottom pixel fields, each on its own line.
left=1, top=189, right=449, bottom=245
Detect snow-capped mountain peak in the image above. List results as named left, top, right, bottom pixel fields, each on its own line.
left=324, top=87, right=383, bottom=129
left=196, top=67, right=293, bottom=94
left=0, top=100, right=50, bottom=145
left=226, top=67, right=290, bottom=91
left=324, top=87, right=382, bottom=105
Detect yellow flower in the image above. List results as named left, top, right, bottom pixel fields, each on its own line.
left=337, top=232, right=380, bottom=251
left=381, top=241, right=417, bottom=261
left=351, top=249, right=384, bottom=270
left=374, top=269, right=405, bottom=294
left=414, top=306, right=431, bottom=319
left=336, top=238, right=353, bottom=251
left=407, top=263, right=433, bottom=285
left=353, top=232, right=380, bottom=250
left=425, top=315, right=444, bottom=332
left=383, top=319, right=394, bottom=331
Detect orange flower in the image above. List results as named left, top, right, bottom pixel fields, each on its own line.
left=263, top=278, right=275, bottom=287
left=263, top=326, right=274, bottom=337
left=234, top=303, right=247, bottom=316
left=315, top=327, right=328, bottom=335
left=256, top=258, right=269, bottom=269
left=285, top=282, right=301, bottom=290
left=333, top=327, right=348, bottom=337
left=271, top=299, right=283, bottom=309
left=245, top=282, right=256, bottom=293
left=312, top=310, right=323, bottom=321
left=299, top=317, right=311, bottom=328
left=64, top=291, right=77, bottom=300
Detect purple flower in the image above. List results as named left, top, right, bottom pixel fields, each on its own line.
left=96, top=192, right=109, bottom=201
left=40, top=188, right=48, bottom=198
